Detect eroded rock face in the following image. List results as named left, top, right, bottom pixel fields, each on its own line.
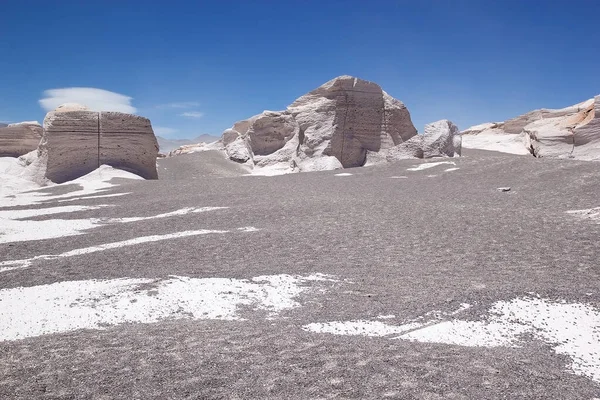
left=385, top=119, right=461, bottom=161
left=34, top=107, right=158, bottom=183
left=99, top=112, right=159, bottom=180
left=462, top=96, right=600, bottom=159
left=288, top=76, right=417, bottom=168
left=220, top=76, right=418, bottom=172
left=0, top=122, right=43, bottom=157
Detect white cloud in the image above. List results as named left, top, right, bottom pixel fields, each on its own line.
left=156, top=102, right=200, bottom=109
left=39, top=88, right=136, bottom=114
left=153, top=126, right=178, bottom=136
left=179, top=111, right=204, bottom=119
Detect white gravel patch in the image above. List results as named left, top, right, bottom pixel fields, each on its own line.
left=406, top=161, right=456, bottom=171
left=57, top=193, right=130, bottom=203
left=567, top=207, right=600, bottom=223
left=304, top=297, right=600, bottom=383
left=0, top=206, right=228, bottom=244
left=334, top=173, right=353, bottom=177
left=0, top=165, right=143, bottom=208
left=0, top=273, right=335, bottom=341
left=0, top=228, right=259, bottom=272
left=304, top=320, right=424, bottom=337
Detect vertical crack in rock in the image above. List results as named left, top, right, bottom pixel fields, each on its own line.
left=97, top=111, right=101, bottom=168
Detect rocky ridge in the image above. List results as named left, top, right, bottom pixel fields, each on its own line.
left=462, top=96, right=600, bottom=159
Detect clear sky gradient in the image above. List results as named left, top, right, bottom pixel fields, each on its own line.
left=1, top=0, right=599, bottom=138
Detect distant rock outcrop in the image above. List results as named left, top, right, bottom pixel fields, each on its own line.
left=157, top=134, right=219, bottom=153
left=27, top=104, right=159, bottom=184
left=462, top=96, right=600, bottom=159
left=219, top=76, right=419, bottom=173
left=0, top=121, right=43, bottom=157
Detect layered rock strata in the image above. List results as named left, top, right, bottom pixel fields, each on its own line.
left=462, top=96, right=600, bottom=159
left=31, top=105, right=158, bottom=184
left=0, top=122, right=43, bottom=157
left=221, top=76, right=419, bottom=172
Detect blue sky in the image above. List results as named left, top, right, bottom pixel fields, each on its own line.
left=1, top=0, right=599, bottom=138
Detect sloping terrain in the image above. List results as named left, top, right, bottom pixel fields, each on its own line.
left=1, top=150, right=600, bottom=398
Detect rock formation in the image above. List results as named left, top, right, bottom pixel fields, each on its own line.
left=219, top=76, right=419, bottom=172
left=462, top=96, right=600, bottom=159
left=385, top=120, right=461, bottom=161
left=0, top=121, right=43, bottom=157
left=27, top=104, right=158, bottom=184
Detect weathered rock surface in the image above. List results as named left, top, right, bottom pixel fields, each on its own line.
left=0, top=121, right=43, bottom=157
left=385, top=120, right=461, bottom=161
left=28, top=105, right=158, bottom=184
left=218, top=76, right=418, bottom=173
left=225, top=137, right=253, bottom=163
left=462, top=96, right=600, bottom=159
left=99, top=112, right=159, bottom=180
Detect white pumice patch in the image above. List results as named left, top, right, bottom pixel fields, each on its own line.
left=406, top=161, right=456, bottom=171
left=0, top=165, right=143, bottom=208
left=0, top=206, right=229, bottom=244
left=566, top=207, right=600, bottom=223
left=57, top=192, right=130, bottom=203
left=304, top=297, right=600, bottom=383
left=304, top=320, right=424, bottom=337
left=0, top=273, right=337, bottom=341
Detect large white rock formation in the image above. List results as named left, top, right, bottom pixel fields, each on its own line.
left=0, top=121, right=43, bottom=157
left=462, top=96, right=600, bottom=159
left=25, top=104, right=159, bottom=184
left=220, top=76, right=420, bottom=172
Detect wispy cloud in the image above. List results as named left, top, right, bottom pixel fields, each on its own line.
left=156, top=102, right=200, bottom=109
left=39, top=88, right=136, bottom=113
left=179, top=111, right=204, bottom=119
left=153, top=126, right=178, bottom=136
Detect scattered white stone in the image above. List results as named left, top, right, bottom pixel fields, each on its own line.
left=444, top=167, right=460, bottom=172
left=497, top=187, right=511, bottom=192
left=334, top=173, right=353, bottom=176
left=389, top=176, right=408, bottom=179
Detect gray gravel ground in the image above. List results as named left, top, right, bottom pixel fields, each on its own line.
left=1, top=149, right=600, bottom=399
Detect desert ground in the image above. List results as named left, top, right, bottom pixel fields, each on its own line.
left=1, top=149, right=599, bottom=399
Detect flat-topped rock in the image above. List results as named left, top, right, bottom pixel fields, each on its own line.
left=0, top=122, right=43, bottom=157
left=31, top=108, right=158, bottom=183
left=99, top=112, right=159, bottom=179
